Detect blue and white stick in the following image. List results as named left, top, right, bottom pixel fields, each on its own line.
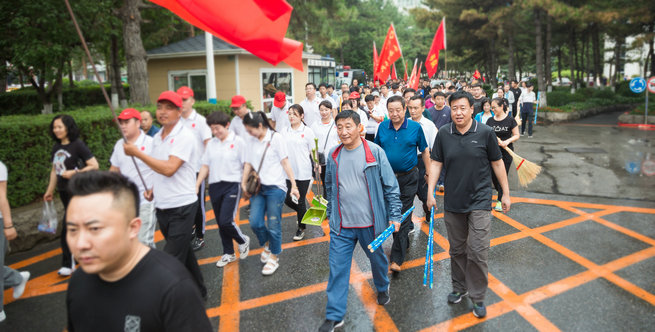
left=368, top=206, right=415, bottom=253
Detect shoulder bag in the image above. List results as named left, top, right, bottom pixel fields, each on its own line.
left=245, top=134, right=273, bottom=195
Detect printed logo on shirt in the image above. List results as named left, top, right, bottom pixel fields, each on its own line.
left=192, top=123, right=196, bottom=128
left=140, top=146, right=145, bottom=151
left=230, top=144, right=234, bottom=149
left=124, top=315, right=141, bottom=332
left=471, top=140, right=478, bottom=144
left=170, top=138, right=174, bottom=144
left=53, top=149, right=72, bottom=176
left=301, top=134, right=305, bottom=138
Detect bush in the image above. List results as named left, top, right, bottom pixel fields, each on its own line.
left=0, top=100, right=235, bottom=207
left=546, top=91, right=572, bottom=107
left=591, top=88, right=615, bottom=99
left=0, top=84, right=130, bottom=116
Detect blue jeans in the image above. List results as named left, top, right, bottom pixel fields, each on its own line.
left=326, top=227, right=389, bottom=321
left=249, top=185, right=286, bottom=255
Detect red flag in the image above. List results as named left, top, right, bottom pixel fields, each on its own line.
left=373, top=42, right=379, bottom=85
left=408, top=59, right=418, bottom=90
left=426, top=17, right=446, bottom=78
left=391, top=63, right=398, bottom=80
left=375, top=24, right=402, bottom=84
left=150, top=0, right=304, bottom=71
left=403, top=60, right=409, bottom=82
left=473, top=69, right=482, bottom=80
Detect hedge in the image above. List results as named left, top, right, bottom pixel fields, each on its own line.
left=0, top=100, right=236, bottom=207
left=0, top=84, right=130, bottom=116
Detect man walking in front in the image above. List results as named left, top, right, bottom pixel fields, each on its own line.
left=374, top=95, right=429, bottom=273
left=427, top=91, right=511, bottom=319
left=319, top=110, right=402, bottom=332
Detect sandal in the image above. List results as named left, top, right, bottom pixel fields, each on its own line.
left=260, top=246, right=271, bottom=263
left=262, top=257, right=279, bottom=276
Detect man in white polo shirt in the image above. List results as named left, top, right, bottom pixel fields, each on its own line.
left=269, top=91, right=290, bottom=132
left=300, top=83, right=322, bottom=127
left=229, top=95, right=250, bottom=137
left=177, top=86, right=212, bottom=251
left=124, top=91, right=206, bottom=299
left=109, top=108, right=156, bottom=248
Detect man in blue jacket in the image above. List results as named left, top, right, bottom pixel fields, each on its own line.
left=319, top=110, right=402, bottom=332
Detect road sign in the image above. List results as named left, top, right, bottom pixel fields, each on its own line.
left=648, top=76, right=655, bottom=94
left=630, top=77, right=646, bottom=93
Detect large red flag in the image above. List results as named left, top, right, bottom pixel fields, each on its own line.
left=391, top=63, right=398, bottom=80
left=408, top=59, right=418, bottom=90
left=373, top=41, right=379, bottom=85
left=375, top=24, right=402, bottom=84
left=403, top=60, right=408, bottom=82
left=150, top=0, right=304, bottom=71
left=426, top=17, right=446, bottom=78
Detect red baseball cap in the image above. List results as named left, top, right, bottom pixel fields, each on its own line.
left=176, top=86, right=194, bottom=99
left=273, top=91, right=286, bottom=108
left=118, top=108, right=142, bottom=121
left=230, top=95, right=247, bottom=108
left=157, top=91, right=182, bottom=107
left=349, top=91, right=361, bottom=100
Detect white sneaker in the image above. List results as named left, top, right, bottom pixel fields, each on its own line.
left=238, top=235, right=250, bottom=259
left=58, top=267, right=73, bottom=276
left=13, top=271, right=30, bottom=299
left=0, top=310, right=5, bottom=322
left=260, top=246, right=271, bottom=263
left=262, top=257, right=279, bottom=276
left=216, top=254, right=237, bottom=268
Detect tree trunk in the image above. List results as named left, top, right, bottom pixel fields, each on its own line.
left=120, top=0, right=149, bottom=105
left=592, top=24, right=601, bottom=87
left=545, top=14, right=552, bottom=92
left=56, top=65, right=64, bottom=111
left=569, top=28, right=576, bottom=93
left=507, top=26, right=516, bottom=82
left=68, top=59, right=75, bottom=88
left=0, top=55, right=6, bottom=93
left=649, top=23, right=655, bottom=77
left=535, top=9, right=547, bottom=106
left=111, top=34, right=127, bottom=106
left=516, top=49, right=523, bottom=81
left=585, top=30, right=592, bottom=88
left=611, top=36, right=622, bottom=87
left=490, top=38, right=497, bottom=87
left=18, top=71, right=24, bottom=89
left=557, top=47, right=562, bottom=82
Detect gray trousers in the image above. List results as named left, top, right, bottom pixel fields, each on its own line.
left=444, top=210, right=492, bottom=303
left=1, top=218, right=23, bottom=311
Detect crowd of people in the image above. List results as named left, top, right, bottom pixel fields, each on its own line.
left=1, top=77, right=525, bottom=329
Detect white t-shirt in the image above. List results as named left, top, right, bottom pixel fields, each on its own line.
left=356, top=108, right=369, bottom=135
left=282, top=124, right=315, bottom=181
left=364, top=105, right=386, bottom=134
left=179, top=109, right=212, bottom=172
left=270, top=104, right=290, bottom=132
left=311, top=120, right=340, bottom=157
left=150, top=121, right=198, bottom=209
left=201, top=132, right=245, bottom=184
left=109, top=131, right=155, bottom=201
left=299, top=97, right=322, bottom=128
left=520, top=91, right=536, bottom=104
left=230, top=115, right=247, bottom=138
left=319, top=95, right=335, bottom=109
left=417, top=116, right=437, bottom=152
left=244, top=129, right=289, bottom=192
left=0, top=161, right=6, bottom=219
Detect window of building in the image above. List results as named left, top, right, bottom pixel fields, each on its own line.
left=168, top=70, right=208, bottom=101
left=260, top=69, right=293, bottom=113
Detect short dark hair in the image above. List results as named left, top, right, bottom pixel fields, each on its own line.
left=340, top=99, right=354, bottom=109
left=68, top=171, right=140, bottom=219
left=206, top=111, right=230, bottom=127
left=491, top=97, right=509, bottom=113
left=433, top=91, right=446, bottom=98
left=403, top=88, right=416, bottom=97
left=449, top=91, right=474, bottom=107
left=387, top=95, right=405, bottom=109
left=525, top=81, right=534, bottom=88
left=305, top=82, right=317, bottom=89
left=391, top=83, right=400, bottom=90
left=511, top=80, right=518, bottom=84
left=470, top=83, right=482, bottom=89
left=335, top=109, right=360, bottom=126
left=364, top=94, right=375, bottom=102
left=243, top=111, right=275, bottom=132
left=409, top=95, right=424, bottom=106
left=288, top=104, right=305, bottom=119
left=448, top=85, right=456, bottom=91
left=327, top=84, right=334, bottom=89
left=349, top=86, right=359, bottom=93
left=318, top=83, right=327, bottom=89
left=50, top=114, right=80, bottom=143
left=319, top=100, right=333, bottom=110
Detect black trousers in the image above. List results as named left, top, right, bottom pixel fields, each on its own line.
left=365, top=133, right=376, bottom=142
left=520, top=103, right=534, bottom=136
left=156, top=201, right=207, bottom=298
left=285, top=179, right=311, bottom=229
left=59, top=190, right=73, bottom=267
left=491, top=149, right=513, bottom=201
left=390, top=167, right=419, bottom=265
left=209, top=182, right=247, bottom=255
left=194, top=173, right=206, bottom=238
left=416, top=156, right=428, bottom=205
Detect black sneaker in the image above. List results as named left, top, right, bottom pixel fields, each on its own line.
left=318, top=319, right=344, bottom=332
left=377, top=290, right=390, bottom=305
left=293, top=229, right=305, bottom=241
left=191, top=237, right=205, bottom=251
left=472, top=302, right=487, bottom=318
left=447, top=291, right=468, bottom=304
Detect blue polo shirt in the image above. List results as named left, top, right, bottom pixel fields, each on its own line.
left=374, top=118, right=428, bottom=173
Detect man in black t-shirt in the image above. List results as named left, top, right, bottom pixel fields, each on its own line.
left=426, top=91, right=511, bottom=320
left=65, top=171, right=211, bottom=332
left=509, top=80, right=522, bottom=119
left=470, top=83, right=484, bottom=118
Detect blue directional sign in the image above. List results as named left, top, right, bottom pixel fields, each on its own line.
left=629, top=77, right=646, bottom=93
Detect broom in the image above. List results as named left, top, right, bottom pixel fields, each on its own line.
left=502, top=146, right=541, bottom=187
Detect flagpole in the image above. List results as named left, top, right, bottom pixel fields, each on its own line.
left=391, top=22, right=406, bottom=82
left=443, top=17, right=447, bottom=79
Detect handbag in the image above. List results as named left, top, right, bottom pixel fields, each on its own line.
left=245, top=134, right=273, bottom=195
left=317, top=122, right=334, bottom=165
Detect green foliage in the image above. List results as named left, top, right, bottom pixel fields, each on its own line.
left=0, top=85, right=130, bottom=116
left=546, top=91, right=572, bottom=107
left=0, top=100, right=235, bottom=207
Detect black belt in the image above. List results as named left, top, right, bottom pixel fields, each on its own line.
left=394, top=165, right=418, bottom=177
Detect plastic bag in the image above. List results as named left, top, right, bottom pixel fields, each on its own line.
left=38, top=200, right=58, bottom=234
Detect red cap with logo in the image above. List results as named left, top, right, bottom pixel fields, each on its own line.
left=273, top=91, right=286, bottom=108
left=118, top=108, right=142, bottom=121
left=349, top=91, right=361, bottom=100
left=176, top=86, right=194, bottom=99
left=230, top=95, right=247, bottom=108
left=157, top=91, right=183, bottom=107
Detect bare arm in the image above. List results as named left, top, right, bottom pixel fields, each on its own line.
left=44, top=165, right=57, bottom=201
left=0, top=180, right=16, bottom=240
left=491, top=159, right=511, bottom=212
left=421, top=148, right=431, bottom=178
left=426, top=159, right=443, bottom=210
left=281, top=158, right=300, bottom=199
left=196, top=165, right=209, bottom=194
left=124, top=144, right=184, bottom=177
left=241, top=162, right=253, bottom=199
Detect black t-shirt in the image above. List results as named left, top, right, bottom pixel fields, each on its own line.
left=510, top=88, right=522, bottom=106
left=485, top=115, right=518, bottom=150
left=51, top=139, right=94, bottom=191
left=432, top=121, right=502, bottom=212
left=67, top=249, right=212, bottom=332
left=472, top=97, right=484, bottom=118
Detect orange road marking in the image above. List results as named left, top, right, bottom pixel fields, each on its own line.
left=8, top=248, right=62, bottom=270
left=351, top=262, right=399, bottom=332
left=218, top=261, right=240, bottom=332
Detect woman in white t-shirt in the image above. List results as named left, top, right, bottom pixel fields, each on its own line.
left=241, top=111, right=300, bottom=276
left=311, top=101, right=340, bottom=195
left=282, top=104, right=316, bottom=241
